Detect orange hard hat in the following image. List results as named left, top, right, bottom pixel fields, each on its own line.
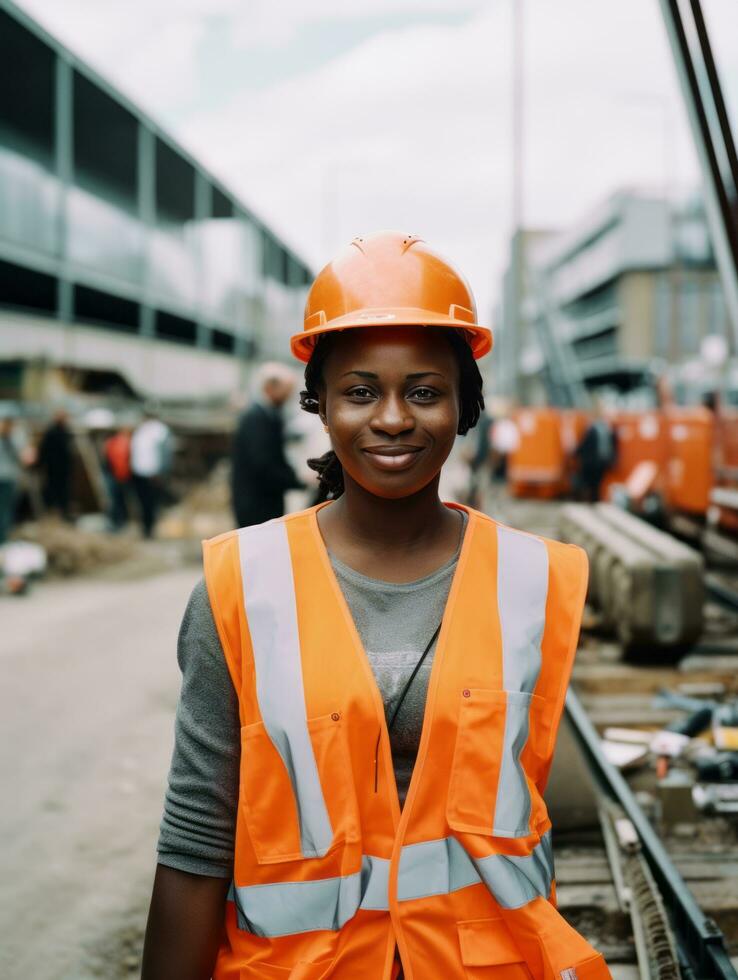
left=290, top=230, right=493, bottom=363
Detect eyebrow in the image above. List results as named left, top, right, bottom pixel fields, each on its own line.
left=340, top=370, right=445, bottom=380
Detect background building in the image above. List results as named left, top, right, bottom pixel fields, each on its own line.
left=498, top=190, right=731, bottom=405
left=0, top=0, right=312, bottom=405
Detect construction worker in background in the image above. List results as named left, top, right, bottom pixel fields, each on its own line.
left=490, top=410, right=521, bottom=481
left=102, top=425, right=132, bottom=531
left=131, top=412, right=172, bottom=539
left=37, top=408, right=73, bottom=520
left=464, top=406, right=493, bottom=508
left=142, top=231, right=610, bottom=980
left=574, top=400, right=617, bottom=503
left=230, top=361, right=305, bottom=528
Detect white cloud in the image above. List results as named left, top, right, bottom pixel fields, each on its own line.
left=227, top=0, right=486, bottom=47
left=179, top=0, right=712, bottom=316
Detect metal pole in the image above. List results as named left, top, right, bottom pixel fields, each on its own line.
left=511, top=0, right=524, bottom=403
left=658, top=0, right=738, bottom=353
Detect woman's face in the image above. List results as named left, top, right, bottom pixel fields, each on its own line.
left=319, top=326, right=461, bottom=499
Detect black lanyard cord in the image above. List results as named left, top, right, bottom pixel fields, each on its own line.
left=373, top=620, right=443, bottom=793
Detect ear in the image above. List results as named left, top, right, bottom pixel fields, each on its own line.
left=318, top=392, right=327, bottom=425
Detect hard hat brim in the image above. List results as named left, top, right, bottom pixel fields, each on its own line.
left=290, top=311, right=493, bottom=363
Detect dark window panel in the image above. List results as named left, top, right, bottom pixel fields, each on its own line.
left=73, top=284, right=138, bottom=332
left=279, top=247, right=289, bottom=285
left=261, top=231, right=292, bottom=284
left=0, top=360, right=24, bottom=400
left=212, top=188, right=233, bottom=219
left=155, top=139, right=195, bottom=223
left=0, top=11, right=54, bottom=164
left=0, top=258, right=56, bottom=314
left=155, top=309, right=197, bottom=345
left=73, top=72, right=137, bottom=208
left=211, top=328, right=235, bottom=353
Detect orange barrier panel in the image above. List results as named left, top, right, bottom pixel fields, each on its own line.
left=663, top=406, right=714, bottom=516
left=600, top=410, right=669, bottom=502
left=507, top=408, right=590, bottom=498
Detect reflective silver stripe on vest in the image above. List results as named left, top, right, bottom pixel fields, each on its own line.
left=474, top=830, right=555, bottom=909
left=228, top=833, right=554, bottom=936
left=396, top=836, right=480, bottom=900
left=494, top=527, right=549, bottom=837
left=238, top=520, right=333, bottom=858
left=230, top=855, right=389, bottom=937
left=396, top=832, right=553, bottom=908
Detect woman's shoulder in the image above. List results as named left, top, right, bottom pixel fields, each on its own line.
left=475, top=510, right=588, bottom=577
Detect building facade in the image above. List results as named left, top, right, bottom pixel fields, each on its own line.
left=498, top=191, right=731, bottom=406
left=0, top=0, right=312, bottom=402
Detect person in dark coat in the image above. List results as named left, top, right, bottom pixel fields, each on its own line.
left=38, top=409, right=73, bottom=519
left=573, top=406, right=617, bottom=503
left=231, top=363, right=304, bottom=528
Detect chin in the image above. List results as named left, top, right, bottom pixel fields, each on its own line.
left=351, top=470, right=439, bottom=500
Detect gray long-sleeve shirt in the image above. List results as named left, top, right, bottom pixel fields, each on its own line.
left=157, top=510, right=467, bottom=877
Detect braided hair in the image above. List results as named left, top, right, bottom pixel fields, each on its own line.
left=299, top=328, right=485, bottom=500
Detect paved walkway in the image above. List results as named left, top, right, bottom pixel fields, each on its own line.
left=0, top=566, right=199, bottom=978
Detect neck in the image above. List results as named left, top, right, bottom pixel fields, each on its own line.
left=325, top=473, right=456, bottom=552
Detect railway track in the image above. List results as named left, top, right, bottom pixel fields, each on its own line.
left=483, top=492, right=738, bottom=977
left=705, top=573, right=738, bottom=615
left=554, top=632, right=738, bottom=978
left=564, top=686, right=738, bottom=978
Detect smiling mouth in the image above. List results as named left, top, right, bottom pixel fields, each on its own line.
left=361, top=445, right=425, bottom=471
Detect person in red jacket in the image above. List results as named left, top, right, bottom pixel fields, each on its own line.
left=103, top=426, right=132, bottom=531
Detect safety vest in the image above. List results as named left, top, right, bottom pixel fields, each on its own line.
left=203, top=501, right=610, bottom=980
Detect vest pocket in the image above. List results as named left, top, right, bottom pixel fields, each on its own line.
left=457, top=918, right=532, bottom=978
left=240, top=712, right=360, bottom=865
left=447, top=689, right=545, bottom=838
left=240, top=955, right=336, bottom=979
left=307, top=713, right=361, bottom=848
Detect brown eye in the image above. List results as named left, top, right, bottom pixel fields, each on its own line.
left=347, top=386, right=374, bottom=399
left=410, top=387, right=439, bottom=401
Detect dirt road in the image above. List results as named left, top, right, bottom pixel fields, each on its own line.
left=1, top=565, right=200, bottom=979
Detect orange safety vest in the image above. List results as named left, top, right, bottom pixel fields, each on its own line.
left=203, top=500, right=610, bottom=979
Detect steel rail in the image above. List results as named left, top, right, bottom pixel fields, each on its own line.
left=565, top=687, right=737, bottom=979
left=705, top=573, right=738, bottom=613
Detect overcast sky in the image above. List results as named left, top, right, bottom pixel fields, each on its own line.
left=15, top=0, right=738, bottom=318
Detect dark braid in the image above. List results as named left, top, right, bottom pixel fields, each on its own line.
left=299, top=335, right=344, bottom=499
left=299, top=328, right=485, bottom=500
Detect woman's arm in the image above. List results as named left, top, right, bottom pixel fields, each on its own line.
left=142, top=580, right=241, bottom=977
left=141, top=865, right=230, bottom=979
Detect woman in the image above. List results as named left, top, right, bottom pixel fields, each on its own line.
left=142, top=232, right=609, bottom=979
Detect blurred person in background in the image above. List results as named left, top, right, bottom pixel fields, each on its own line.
left=37, top=408, right=73, bottom=520
left=573, top=402, right=617, bottom=503
left=103, top=425, right=132, bottom=531
left=131, top=412, right=172, bottom=539
left=465, top=406, right=493, bottom=508
left=0, top=408, right=32, bottom=545
left=230, top=361, right=304, bottom=527
left=490, top=412, right=520, bottom=480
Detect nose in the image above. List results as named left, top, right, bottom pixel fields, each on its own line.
left=369, top=392, right=415, bottom=436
